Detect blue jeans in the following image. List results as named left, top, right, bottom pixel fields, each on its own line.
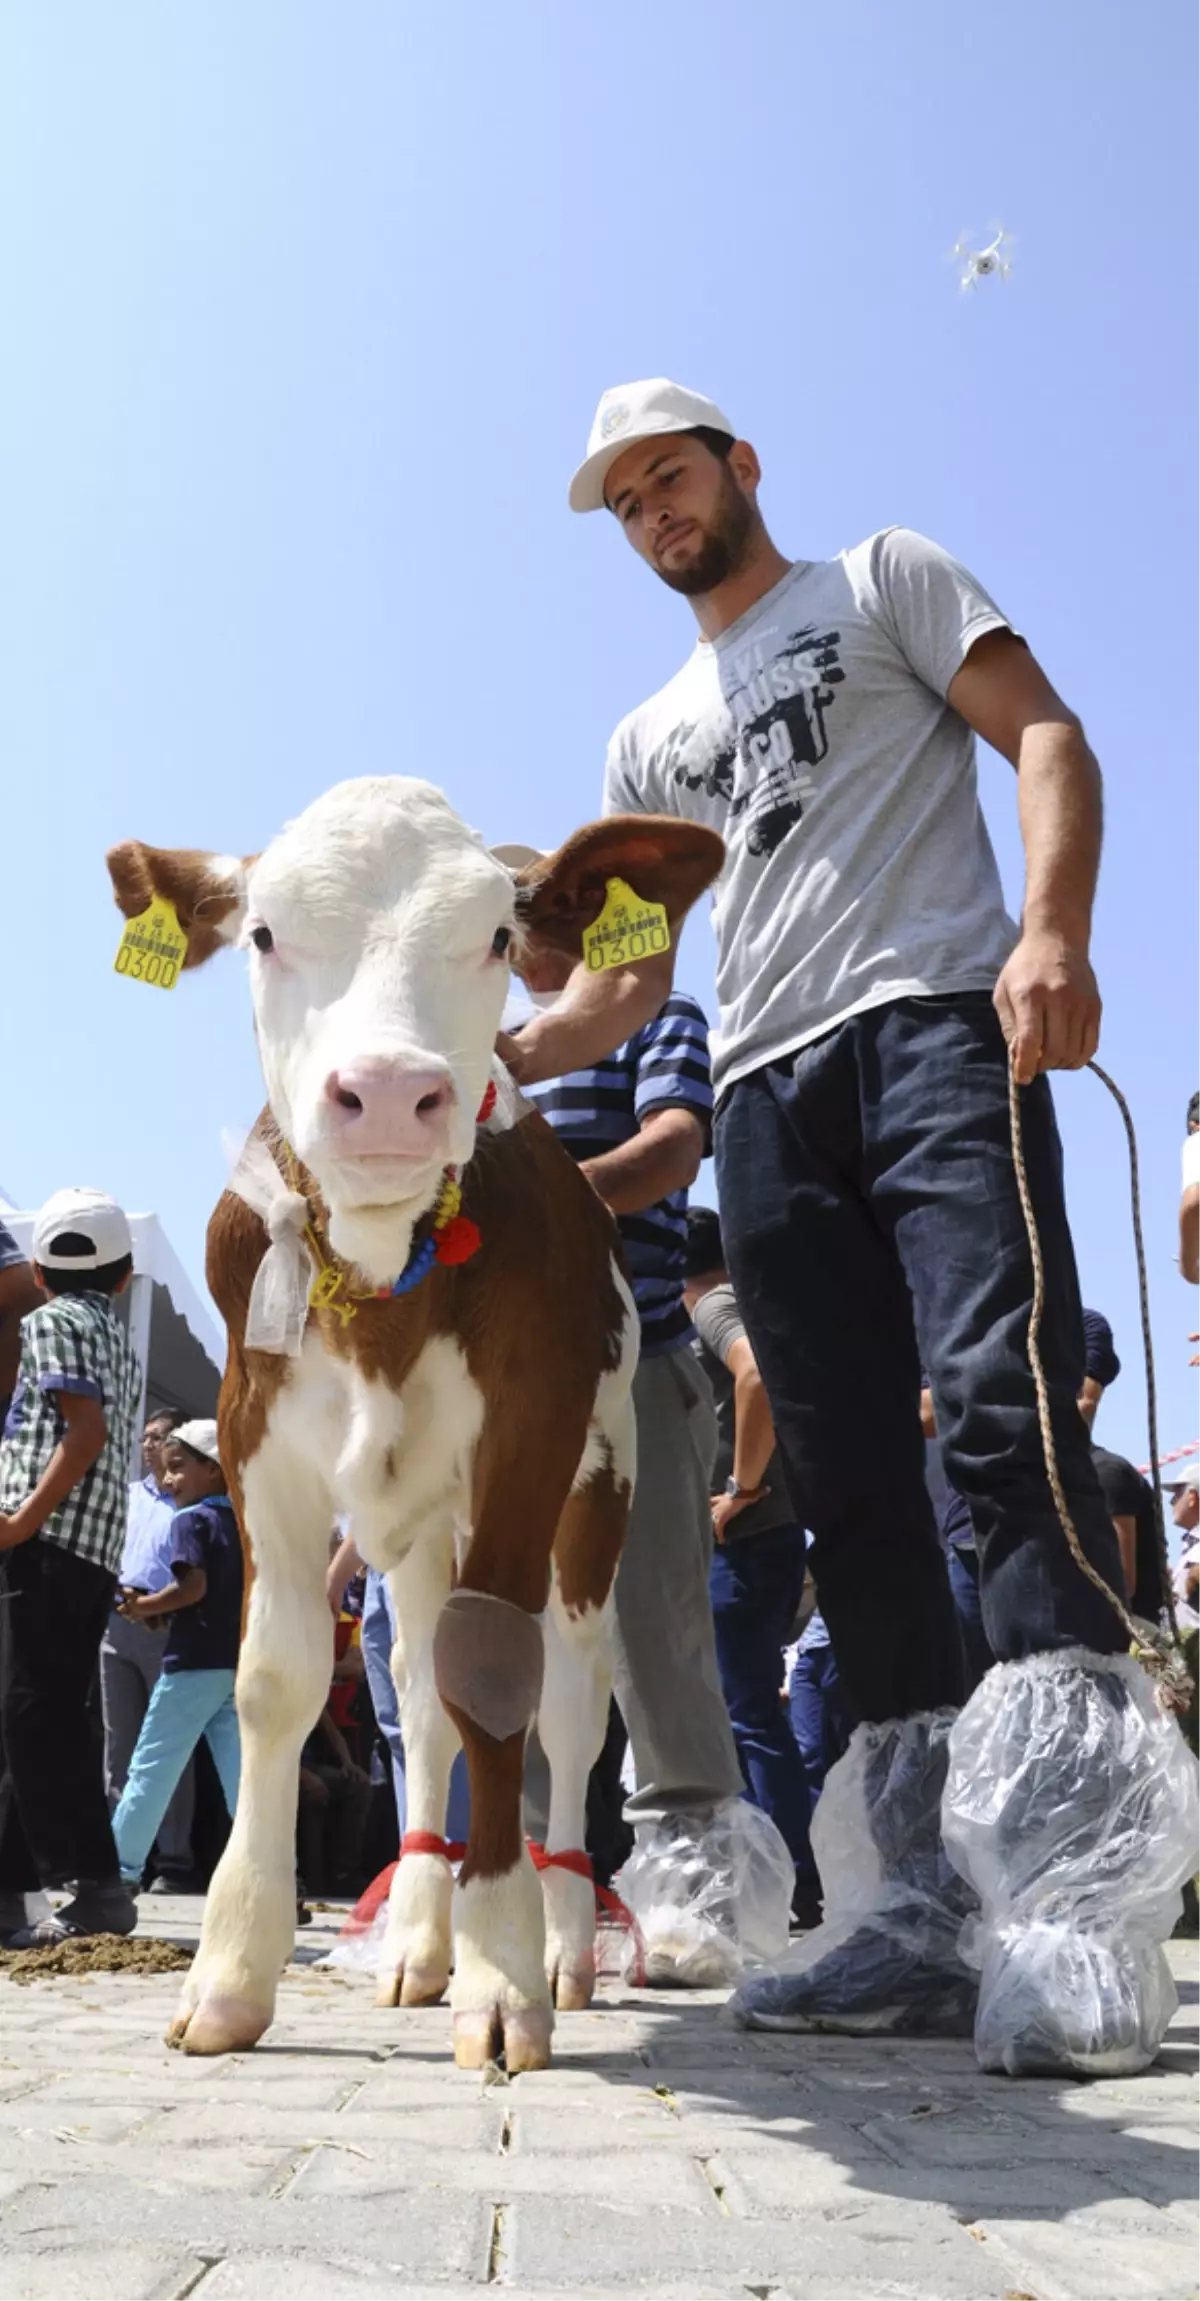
left=715, top=994, right=1126, bottom=1728
left=947, top=1542, right=993, bottom=1697
left=111, top=1667, right=240, bottom=1886
left=361, top=1571, right=471, bottom=1843
left=709, top=1524, right=817, bottom=1887
left=788, top=1639, right=854, bottom=1802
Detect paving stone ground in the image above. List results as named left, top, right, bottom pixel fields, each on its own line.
left=1, top=1896, right=1196, bottom=2301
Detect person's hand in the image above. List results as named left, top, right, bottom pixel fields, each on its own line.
left=117, top=1587, right=147, bottom=1621
left=339, top=1757, right=369, bottom=1785
left=0, top=1507, right=38, bottom=1551
left=993, top=932, right=1101, bottom=1085
left=494, top=1029, right=526, bottom=1083
left=710, top=1489, right=764, bottom=1546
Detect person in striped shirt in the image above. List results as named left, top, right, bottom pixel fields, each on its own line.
left=516, top=953, right=747, bottom=1985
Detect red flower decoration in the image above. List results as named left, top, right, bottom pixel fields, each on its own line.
left=434, top=1215, right=482, bottom=1266
left=476, top=1080, right=498, bottom=1125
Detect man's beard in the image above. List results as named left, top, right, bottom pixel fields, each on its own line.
left=654, top=472, right=757, bottom=597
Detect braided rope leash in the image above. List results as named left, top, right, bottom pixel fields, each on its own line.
left=1007, top=1054, right=1192, bottom=1713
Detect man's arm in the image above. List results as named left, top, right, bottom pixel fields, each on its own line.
left=580, top=1106, right=705, bottom=1215
left=0, top=1260, right=41, bottom=1407
left=1180, top=1185, right=1199, bottom=1287
left=0, top=1391, right=107, bottom=1549
left=501, top=951, right=675, bottom=1087
left=948, top=630, right=1102, bottom=1085
left=710, top=1335, right=778, bottom=1543
left=726, top=1337, right=777, bottom=1495
left=317, top=1703, right=368, bottom=1780
left=1111, top=1515, right=1138, bottom=1602
left=326, top=1531, right=364, bottom=1616
left=120, top=1564, right=206, bottom=1621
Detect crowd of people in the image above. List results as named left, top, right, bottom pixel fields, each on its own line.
left=0, top=374, right=1196, bottom=2084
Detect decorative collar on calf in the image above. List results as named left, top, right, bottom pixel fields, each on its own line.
left=297, top=1077, right=496, bottom=1322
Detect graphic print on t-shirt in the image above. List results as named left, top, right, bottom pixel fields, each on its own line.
left=649, top=622, right=845, bottom=859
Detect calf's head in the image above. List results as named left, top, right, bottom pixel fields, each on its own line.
left=107, top=776, right=722, bottom=1285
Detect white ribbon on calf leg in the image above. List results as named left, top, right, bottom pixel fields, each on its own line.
left=225, top=1130, right=314, bottom=1357
left=433, top=1588, right=545, bottom=1741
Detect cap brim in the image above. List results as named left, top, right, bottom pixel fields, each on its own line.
left=492, top=844, right=546, bottom=870
left=568, top=442, right=629, bottom=514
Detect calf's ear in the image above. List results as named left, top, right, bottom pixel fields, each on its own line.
left=511, top=815, right=724, bottom=960
left=106, top=841, right=255, bottom=970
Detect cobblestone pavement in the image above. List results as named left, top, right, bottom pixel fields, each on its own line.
left=1, top=1896, right=1195, bottom=2301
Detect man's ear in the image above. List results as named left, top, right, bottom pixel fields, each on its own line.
left=106, top=842, right=256, bottom=970
left=511, top=815, right=724, bottom=961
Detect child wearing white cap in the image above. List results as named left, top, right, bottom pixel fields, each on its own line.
left=0, top=1188, right=142, bottom=1946
left=110, top=1419, right=243, bottom=1887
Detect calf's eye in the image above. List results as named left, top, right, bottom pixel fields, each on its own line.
left=250, top=925, right=274, bottom=954
left=491, top=925, right=512, bottom=958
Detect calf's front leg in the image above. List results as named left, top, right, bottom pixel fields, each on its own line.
left=168, top=1443, right=333, bottom=2055
left=375, top=1524, right=461, bottom=2008
left=435, top=1585, right=552, bottom=2071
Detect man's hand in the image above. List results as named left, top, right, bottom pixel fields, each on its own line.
left=710, top=1487, right=766, bottom=1545
left=117, top=1587, right=157, bottom=1624
left=993, top=930, right=1101, bottom=1085
left=0, top=1507, right=38, bottom=1552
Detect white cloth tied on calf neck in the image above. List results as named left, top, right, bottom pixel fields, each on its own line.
left=226, top=1130, right=314, bottom=1357
left=433, top=1587, right=545, bottom=1742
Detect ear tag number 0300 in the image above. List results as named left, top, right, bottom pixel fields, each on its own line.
left=581, top=877, right=671, bottom=974
left=114, top=896, right=187, bottom=991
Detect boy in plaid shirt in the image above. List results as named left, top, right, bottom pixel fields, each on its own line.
left=0, top=1188, right=143, bottom=1946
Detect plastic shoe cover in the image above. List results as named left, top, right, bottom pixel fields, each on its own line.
left=732, top=1711, right=978, bottom=2035
left=942, top=1646, right=1200, bottom=2078
left=613, top=1798, right=793, bottom=1987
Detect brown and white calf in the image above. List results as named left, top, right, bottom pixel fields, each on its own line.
left=107, top=777, right=722, bottom=2070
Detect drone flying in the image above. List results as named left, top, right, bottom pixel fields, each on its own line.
left=952, top=227, right=1014, bottom=292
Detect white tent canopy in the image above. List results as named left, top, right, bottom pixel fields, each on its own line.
left=1, top=1209, right=223, bottom=1452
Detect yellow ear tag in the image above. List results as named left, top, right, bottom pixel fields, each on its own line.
left=113, top=895, right=187, bottom=990
left=581, top=877, right=671, bottom=974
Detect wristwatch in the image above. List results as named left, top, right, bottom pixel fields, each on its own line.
left=725, top=1477, right=758, bottom=1501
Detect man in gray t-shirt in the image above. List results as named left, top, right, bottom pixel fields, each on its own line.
left=502, top=379, right=1188, bottom=2077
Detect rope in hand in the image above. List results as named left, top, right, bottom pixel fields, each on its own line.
left=1007, top=1055, right=1192, bottom=1712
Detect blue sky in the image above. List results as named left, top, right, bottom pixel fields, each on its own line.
left=1, top=0, right=1195, bottom=1475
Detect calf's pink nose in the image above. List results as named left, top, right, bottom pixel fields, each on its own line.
left=323, top=1057, right=456, bottom=1157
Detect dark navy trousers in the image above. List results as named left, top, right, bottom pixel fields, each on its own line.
left=715, top=994, right=1125, bottom=1728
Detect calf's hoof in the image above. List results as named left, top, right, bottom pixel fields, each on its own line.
left=375, top=1958, right=450, bottom=2010
left=453, top=2001, right=554, bottom=2072
left=166, top=1992, right=272, bottom=2055
left=547, top=1949, right=596, bottom=2013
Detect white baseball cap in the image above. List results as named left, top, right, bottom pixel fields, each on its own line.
left=32, top=1187, right=133, bottom=1269
left=569, top=378, right=737, bottom=513
left=172, top=1418, right=223, bottom=1466
left=1165, top=1463, right=1200, bottom=1494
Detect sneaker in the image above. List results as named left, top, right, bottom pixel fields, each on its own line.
left=944, top=1648, right=1200, bottom=2077
left=734, top=1713, right=978, bottom=2038
left=8, top=1877, right=139, bottom=1948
